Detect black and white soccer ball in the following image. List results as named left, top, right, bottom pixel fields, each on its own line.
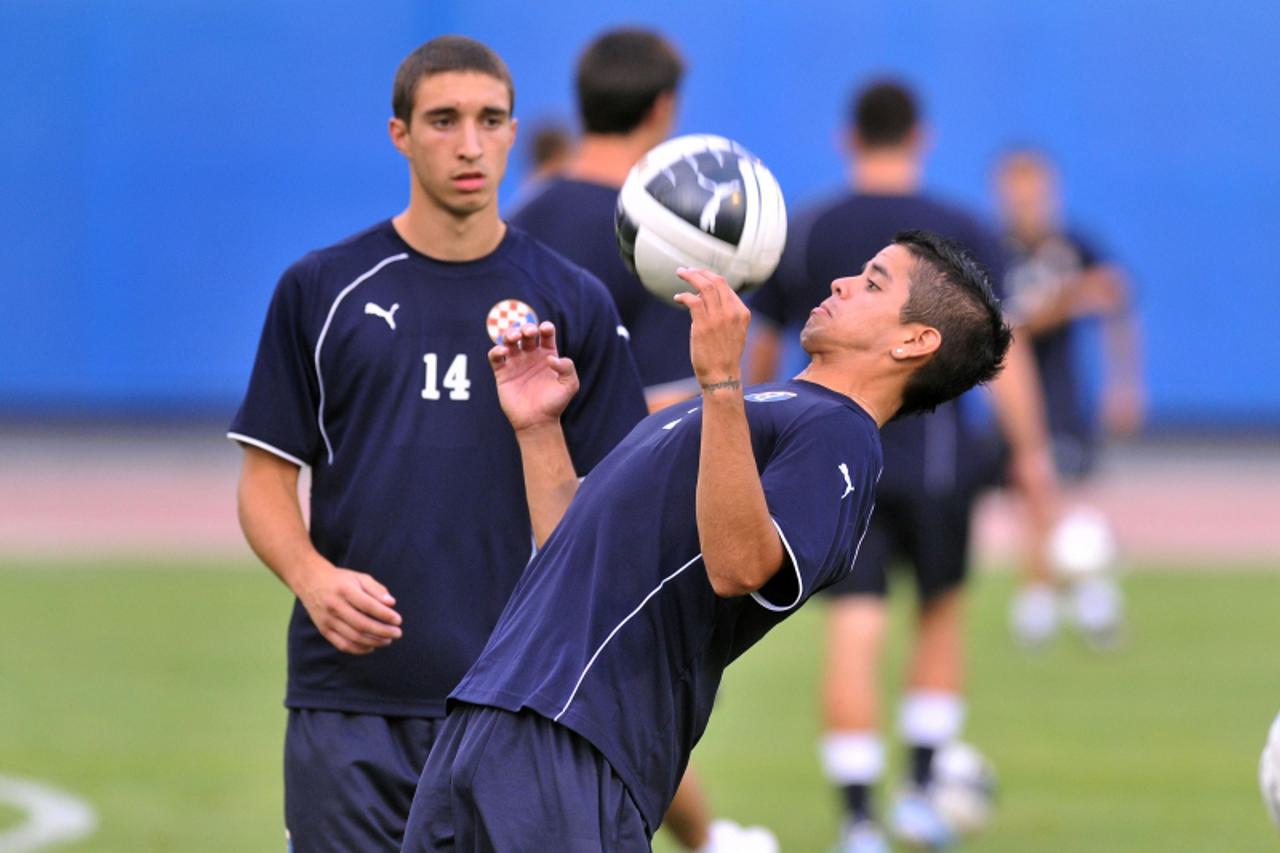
left=615, top=134, right=787, bottom=299
left=930, top=741, right=997, bottom=835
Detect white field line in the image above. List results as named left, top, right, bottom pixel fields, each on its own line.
left=0, top=775, right=97, bottom=852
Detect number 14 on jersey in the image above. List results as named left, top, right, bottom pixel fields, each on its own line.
left=422, top=353, right=471, bottom=401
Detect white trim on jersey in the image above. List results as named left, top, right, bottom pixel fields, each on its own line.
left=313, top=253, right=410, bottom=464
left=553, top=551, right=704, bottom=723
left=226, top=432, right=308, bottom=468
left=751, top=518, right=804, bottom=612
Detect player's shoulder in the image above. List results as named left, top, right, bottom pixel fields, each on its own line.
left=794, top=189, right=859, bottom=235
left=509, top=177, right=615, bottom=226
left=751, top=381, right=878, bottom=431
left=284, top=220, right=406, bottom=292
left=750, top=382, right=882, bottom=467
left=909, top=193, right=997, bottom=238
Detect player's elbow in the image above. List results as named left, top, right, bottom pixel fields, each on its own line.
left=704, top=546, right=785, bottom=599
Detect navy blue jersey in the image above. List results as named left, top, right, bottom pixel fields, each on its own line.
left=228, top=221, right=648, bottom=716
left=451, top=380, right=882, bottom=830
left=1002, top=230, right=1104, bottom=451
left=510, top=178, right=694, bottom=390
left=749, top=192, right=1008, bottom=499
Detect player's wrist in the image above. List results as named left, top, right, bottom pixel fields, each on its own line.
left=699, top=376, right=742, bottom=396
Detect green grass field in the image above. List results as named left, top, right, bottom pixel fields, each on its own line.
left=1, top=559, right=1277, bottom=851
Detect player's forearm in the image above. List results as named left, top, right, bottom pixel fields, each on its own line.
left=696, top=387, right=784, bottom=597
left=988, top=334, right=1051, bottom=456
left=236, top=451, right=330, bottom=594
left=514, top=422, right=579, bottom=547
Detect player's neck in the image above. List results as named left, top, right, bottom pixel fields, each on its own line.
left=851, top=153, right=922, bottom=196
left=795, top=357, right=901, bottom=428
left=566, top=135, right=654, bottom=188
left=393, top=200, right=506, bottom=262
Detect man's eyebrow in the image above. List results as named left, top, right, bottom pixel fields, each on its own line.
left=870, top=261, right=892, bottom=281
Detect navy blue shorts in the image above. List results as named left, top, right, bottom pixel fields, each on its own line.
left=401, top=703, right=650, bottom=852
left=823, top=489, right=973, bottom=603
left=284, top=709, right=440, bottom=852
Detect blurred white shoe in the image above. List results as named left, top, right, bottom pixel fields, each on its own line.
left=1010, top=583, right=1059, bottom=649
left=702, top=818, right=780, bottom=853
left=889, top=788, right=954, bottom=849
left=835, top=819, right=890, bottom=853
left=1070, top=575, right=1126, bottom=651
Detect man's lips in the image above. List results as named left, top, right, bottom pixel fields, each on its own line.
left=453, top=172, right=485, bottom=191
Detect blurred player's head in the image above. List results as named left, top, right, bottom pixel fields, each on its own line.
left=527, top=121, right=573, bottom=180
left=388, top=36, right=518, bottom=219
left=576, top=28, right=684, bottom=144
left=847, top=79, right=923, bottom=155
left=995, top=147, right=1061, bottom=241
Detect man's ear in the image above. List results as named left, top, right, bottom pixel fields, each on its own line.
left=388, top=117, right=410, bottom=158
left=891, top=325, right=941, bottom=361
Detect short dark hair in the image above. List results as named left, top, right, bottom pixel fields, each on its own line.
left=576, top=28, right=684, bottom=134
left=848, top=79, right=919, bottom=148
left=392, top=36, right=515, bottom=125
left=893, top=230, right=1012, bottom=418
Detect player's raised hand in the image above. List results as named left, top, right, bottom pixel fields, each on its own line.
left=295, top=562, right=403, bottom=655
left=488, top=321, right=579, bottom=431
left=672, top=267, right=750, bottom=390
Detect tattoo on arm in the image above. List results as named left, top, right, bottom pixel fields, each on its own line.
left=700, top=379, right=742, bottom=393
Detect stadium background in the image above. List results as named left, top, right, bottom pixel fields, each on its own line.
left=1, top=2, right=1278, bottom=852
left=2, top=1, right=1279, bottom=425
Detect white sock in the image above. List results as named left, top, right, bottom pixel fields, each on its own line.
left=820, top=731, right=885, bottom=784
left=899, top=691, right=965, bottom=747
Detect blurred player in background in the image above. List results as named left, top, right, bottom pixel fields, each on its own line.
left=511, top=28, right=699, bottom=412
left=505, top=118, right=573, bottom=211
left=746, top=81, right=1056, bottom=851
left=527, top=120, right=573, bottom=180
left=510, top=28, right=776, bottom=853
left=401, top=235, right=1014, bottom=851
left=994, top=147, right=1144, bottom=650
left=228, top=36, right=647, bottom=851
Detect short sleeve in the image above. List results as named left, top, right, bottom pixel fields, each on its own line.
left=227, top=265, right=324, bottom=467
left=559, top=271, right=649, bottom=475
left=752, top=411, right=878, bottom=611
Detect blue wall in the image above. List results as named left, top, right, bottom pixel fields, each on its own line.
left=2, top=1, right=1276, bottom=424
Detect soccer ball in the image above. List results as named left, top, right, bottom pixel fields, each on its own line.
left=930, top=741, right=997, bottom=835
left=1261, top=710, right=1280, bottom=829
left=615, top=133, right=787, bottom=300
left=1048, top=504, right=1118, bottom=580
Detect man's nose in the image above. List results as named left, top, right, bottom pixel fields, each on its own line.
left=458, top=121, right=482, bottom=159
